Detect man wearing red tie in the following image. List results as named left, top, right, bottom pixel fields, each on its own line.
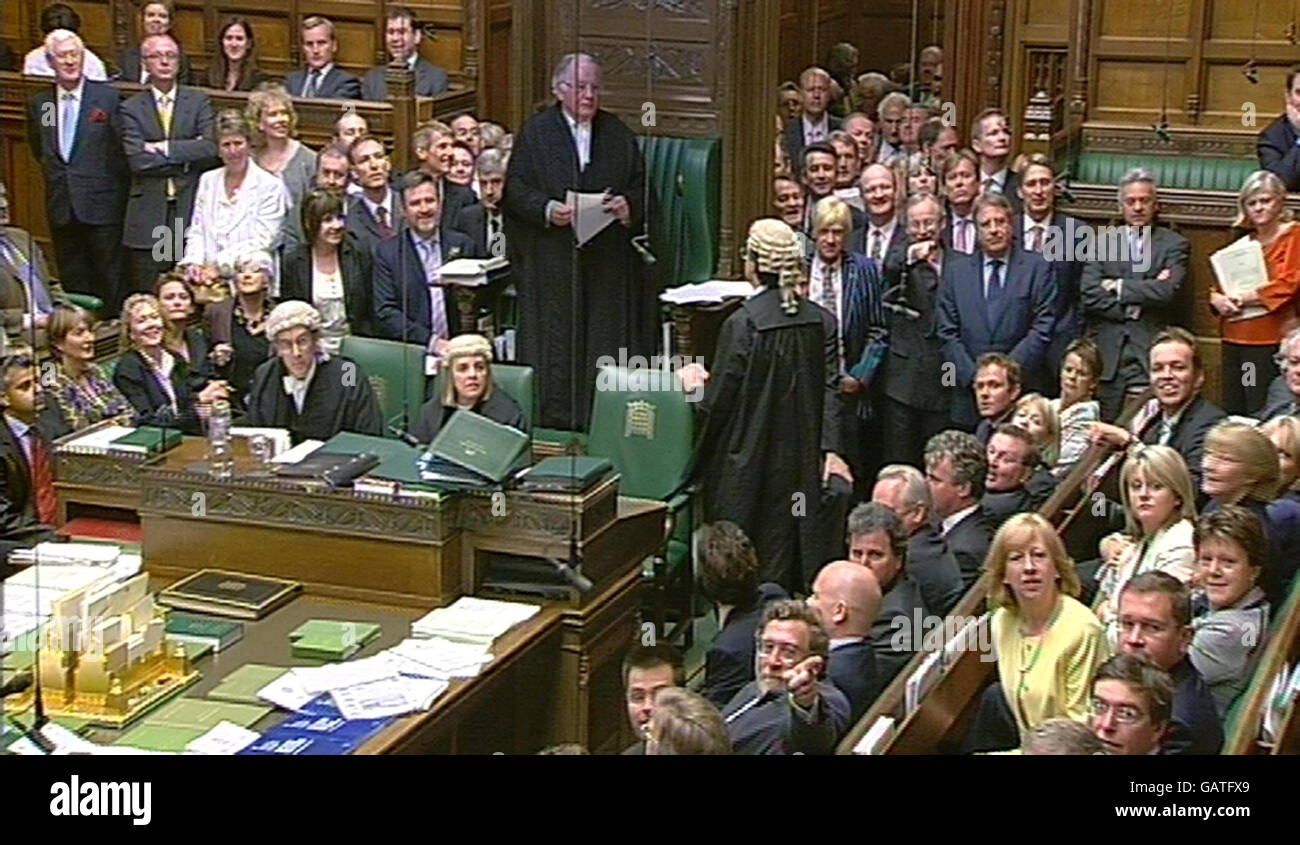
left=0, top=352, right=59, bottom=563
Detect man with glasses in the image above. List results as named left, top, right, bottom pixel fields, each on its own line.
left=1258, top=326, right=1300, bottom=422
left=872, top=464, right=963, bottom=616
left=503, top=52, right=651, bottom=430
left=720, top=599, right=851, bottom=754
left=1117, top=572, right=1223, bottom=754
left=1090, top=653, right=1175, bottom=755
left=119, top=32, right=216, bottom=295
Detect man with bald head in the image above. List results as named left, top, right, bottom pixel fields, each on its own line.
left=872, top=464, right=964, bottom=616
left=808, top=560, right=883, bottom=721
left=853, top=163, right=907, bottom=290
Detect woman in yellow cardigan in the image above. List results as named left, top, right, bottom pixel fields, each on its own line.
left=980, top=513, right=1110, bottom=749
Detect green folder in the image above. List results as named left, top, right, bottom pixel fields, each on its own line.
left=143, top=698, right=271, bottom=730
left=208, top=664, right=289, bottom=705
left=289, top=619, right=381, bottom=661
left=165, top=614, right=245, bottom=651
left=115, top=724, right=206, bottom=753
left=109, top=426, right=184, bottom=454
left=431, top=410, right=530, bottom=482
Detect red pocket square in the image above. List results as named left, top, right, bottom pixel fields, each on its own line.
left=89, top=108, right=109, bottom=123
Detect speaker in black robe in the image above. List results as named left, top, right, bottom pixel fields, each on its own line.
left=244, top=355, right=384, bottom=444
left=503, top=103, right=652, bottom=430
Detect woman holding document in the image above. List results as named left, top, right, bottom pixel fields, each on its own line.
left=1209, top=171, right=1300, bottom=416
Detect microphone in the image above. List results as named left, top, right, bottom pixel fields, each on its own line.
left=387, top=424, right=421, bottom=448
left=546, top=556, right=593, bottom=593
left=0, top=671, right=32, bottom=697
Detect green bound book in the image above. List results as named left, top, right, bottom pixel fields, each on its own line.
left=208, top=664, right=289, bottom=704
left=109, top=426, right=184, bottom=454
left=165, top=614, right=245, bottom=651
left=519, top=456, right=614, bottom=493
left=427, top=410, right=530, bottom=484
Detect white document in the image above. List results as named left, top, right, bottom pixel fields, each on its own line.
left=1210, top=236, right=1270, bottom=322
left=185, top=721, right=261, bottom=755
left=565, top=190, right=616, bottom=246
left=257, top=672, right=316, bottom=712
left=411, top=596, right=540, bottom=645
left=387, top=637, right=493, bottom=679
left=834, top=186, right=866, bottom=212
left=904, top=649, right=944, bottom=717
left=330, top=676, right=422, bottom=720
left=270, top=439, right=324, bottom=464
left=659, top=280, right=758, bottom=306
left=56, top=425, right=140, bottom=455
left=291, top=654, right=402, bottom=695
left=852, top=716, right=896, bottom=755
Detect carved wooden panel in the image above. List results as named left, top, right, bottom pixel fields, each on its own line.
left=1098, top=0, right=1192, bottom=38
left=1207, top=0, right=1293, bottom=40
left=1025, top=0, right=1071, bottom=28
left=1093, top=59, right=1188, bottom=118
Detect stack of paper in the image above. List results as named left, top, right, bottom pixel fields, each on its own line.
left=410, top=596, right=540, bottom=645
left=53, top=425, right=139, bottom=456
left=1, top=552, right=142, bottom=651
left=257, top=652, right=453, bottom=720
left=386, top=637, right=493, bottom=680
left=852, top=716, right=897, bottom=755
left=659, top=280, right=758, bottom=306
left=8, top=542, right=122, bottom=568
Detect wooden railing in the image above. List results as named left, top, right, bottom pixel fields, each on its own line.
left=1221, top=564, right=1300, bottom=755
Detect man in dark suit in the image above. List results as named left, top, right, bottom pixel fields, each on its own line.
left=284, top=17, right=362, bottom=101
left=372, top=171, right=474, bottom=352
left=973, top=353, right=1022, bottom=445
left=361, top=5, right=449, bottom=101
left=971, top=108, right=1021, bottom=213
left=344, top=136, right=400, bottom=254
left=1258, top=328, right=1300, bottom=422
left=808, top=560, right=883, bottom=722
left=925, top=430, right=992, bottom=590
left=119, top=33, right=216, bottom=295
left=0, top=352, right=59, bottom=562
left=1118, top=573, right=1224, bottom=755
left=452, top=149, right=507, bottom=258
left=942, top=148, right=981, bottom=256
left=1081, top=168, right=1189, bottom=422
left=26, top=30, right=127, bottom=308
left=720, top=600, right=852, bottom=754
left=1257, top=67, right=1300, bottom=191
left=883, top=194, right=951, bottom=466
left=852, top=163, right=907, bottom=288
left=980, top=423, right=1055, bottom=525
left=937, top=193, right=1056, bottom=430
left=696, top=521, right=789, bottom=708
left=411, top=122, right=479, bottom=240
left=849, top=503, right=929, bottom=684
left=872, top=464, right=964, bottom=616
left=783, top=66, right=842, bottom=165
left=1090, top=654, right=1177, bottom=755
left=1015, top=153, right=1086, bottom=392
left=620, top=644, right=684, bottom=754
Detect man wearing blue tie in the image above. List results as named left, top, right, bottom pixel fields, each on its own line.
left=0, top=182, right=67, bottom=350
left=25, top=29, right=127, bottom=309
left=937, top=193, right=1056, bottom=430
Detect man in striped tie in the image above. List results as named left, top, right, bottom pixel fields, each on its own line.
left=0, top=351, right=59, bottom=564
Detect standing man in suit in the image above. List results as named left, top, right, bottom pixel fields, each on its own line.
left=25, top=30, right=127, bottom=309
left=783, top=67, right=841, bottom=165
left=453, top=149, right=507, bottom=258
left=872, top=464, right=965, bottom=616
left=1081, top=168, right=1189, bottom=422
left=971, top=109, right=1021, bottom=212
left=119, top=33, right=216, bottom=295
left=925, top=430, right=992, bottom=590
left=807, top=560, right=883, bottom=722
left=854, top=163, right=907, bottom=288
left=503, top=52, right=651, bottom=430
left=361, top=5, right=449, bottom=101
left=883, top=194, right=951, bottom=465
left=285, top=17, right=362, bottom=101
left=344, top=135, right=400, bottom=254
left=937, top=193, right=1056, bottom=430
left=943, top=148, right=980, bottom=256
left=372, top=171, right=474, bottom=352
left=411, top=122, right=479, bottom=240
left=0, top=352, right=59, bottom=559
left=875, top=92, right=909, bottom=164
left=1257, top=66, right=1300, bottom=191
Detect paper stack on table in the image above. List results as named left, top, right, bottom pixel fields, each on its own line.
left=8, top=542, right=123, bottom=567
left=410, top=596, right=540, bottom=646
left=1, top=550, right=141, bottom=651
left=386, top=637, right=493, bottom=680
left=257, top=652, right=452, bottom=720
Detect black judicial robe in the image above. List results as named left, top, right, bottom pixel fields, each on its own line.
left=503, top=104, right=653, bottom=430
left=694, top=286, right=842, bottom=590
left=243, top=356, right=384, bottom=444
left=409, top=389, right=528, bottom=445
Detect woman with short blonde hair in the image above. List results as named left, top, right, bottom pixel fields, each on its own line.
left=1261, top=415, right=1300, bottom=504
left=247, top=83, right=318, bottom=214
left=645, top=687, right=730, bottom=755
left=1011, top=393, right=1059, bottom=467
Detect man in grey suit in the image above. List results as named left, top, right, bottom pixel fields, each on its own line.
left=119, top=33, right=217, bottom=295
left=0, top=182, right=69, bottom=350
left=361, top=5, right=449, bottom=101
left=284, top=17, right=362, bottom=101
left=1081, top=168, right=1189, bottom=422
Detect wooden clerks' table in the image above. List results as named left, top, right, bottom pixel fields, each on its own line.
left=56, top=438, right=667, bottom=754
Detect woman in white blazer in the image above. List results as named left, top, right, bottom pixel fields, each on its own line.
left=1094, top=444, right=1198, bottom=644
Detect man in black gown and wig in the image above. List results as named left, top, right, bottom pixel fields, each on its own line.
left=684, top=219, right=851, bottom=594
left=503, top=52, right=653, bottom=430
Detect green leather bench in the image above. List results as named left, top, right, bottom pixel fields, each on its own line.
left=637, top=135, right=721, bottom=289
left=1075, top=152, right=1259, bottom=193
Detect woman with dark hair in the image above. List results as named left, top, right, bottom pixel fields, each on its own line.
left=206, top=17, right=265, bottom=92
left=117, top=1, right=191, bottom=84
left=46, top=304, right=133, bottom=434
left=280, top=190, right=373, bottom=355
left=154, top=273, right=213, bottom=379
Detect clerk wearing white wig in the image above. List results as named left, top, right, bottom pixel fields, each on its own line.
left=410, top=333, right=527, bottom=444
left=243, top=300, right=383, bottom=442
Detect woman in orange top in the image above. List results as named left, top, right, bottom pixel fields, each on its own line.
left=1210, top=170, right=1300, bottom=415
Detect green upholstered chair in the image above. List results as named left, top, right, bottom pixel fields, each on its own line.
left=587, top=365, right=697, bottom=645
left=431, top=362, right=536, bottom=431
left=1074, top=152, right=1259, bottom=193
left=636, top=135, right=722, bottom=289
left=339, top=336, right=428, bottom=437
left=65, top=293, right=104, bottom=314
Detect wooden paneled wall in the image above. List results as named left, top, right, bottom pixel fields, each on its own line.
left=776, top=0, right=945, bottom=89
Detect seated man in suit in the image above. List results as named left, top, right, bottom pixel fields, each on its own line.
left=116, top=1, right=192, bottom=86
left=373, top=171, right=475, bottom=353
left=1257, top=66, right=1300, bottom=191
left=1081, top=167, right=1189, bottom=422
left=973, top=353, right=1022, bottom=445
left=872, top=464, right=964, bottom=616
left=284, top=17, right=361, bottom=101
left=344, top=136, right=400, bottom=253
left=1117, top=572, right=1224, bottom=755
left=453, top=149, right=507, bottom=258
left=848, top=502, right=927, bottom=684
left=981, top=423, right=1055, bottom=525
left=119, top=33, right=217, bottom=295
left=696, top=521, right=789, bottom=708
left=0, top=182, right=68, bottom=350
left=937, top=192, right=1055, bottom=430
left=971, top=108, right=1021, bottom=211
left=807, top=560, right=882, bottom=722
left=411, top=122, right=480, bottom=240
left=0, top=351, right=60, bottom=563
left=783, top=66, right=841, bottom=165
left=621, top=644, right=685, bottom=754
left=1257, top=326, right=1300, bottom=422
left=721, top=600, right=852, bottom=755
left=1090, top=654, right=1175, bottom=756
left=362, top=5, right=449, bottom=101
left=925, top=429, right=992, bottom=589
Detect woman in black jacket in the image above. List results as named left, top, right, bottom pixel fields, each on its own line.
left=280, top=190, right=374, bottom=356
left=410, top=334, right=526, bottom=444
left=205, top=250, right=275, bottom=409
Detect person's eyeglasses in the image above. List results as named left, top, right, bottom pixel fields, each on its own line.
left=1089, top=698, right=1146, bottom=725
left=274, top=335, right=315, bottom=354
left=559, top=82, right=600, bottom=94
left=146, top=51, right=179, bottom=61
left=756, top=640, right=806, bottom=664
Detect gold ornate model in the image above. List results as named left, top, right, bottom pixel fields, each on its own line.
left=4, top=574, right=198, bottom=727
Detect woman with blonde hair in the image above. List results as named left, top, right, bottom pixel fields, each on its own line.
left=1209, top=170, right=1300, bottom=415
left=644, top=687, right=731, bottom=755
left=409, top=333, right=526, bottom=444
left=969, top=513, right=1108, bottom=751
left=1092, top=445, right=1197, bottom=640
left=1010, top=392, right=1059, bottom=468
left=1261, top=414, right=1300, bottom=505
left=246, top=84, right=318, bottom=215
